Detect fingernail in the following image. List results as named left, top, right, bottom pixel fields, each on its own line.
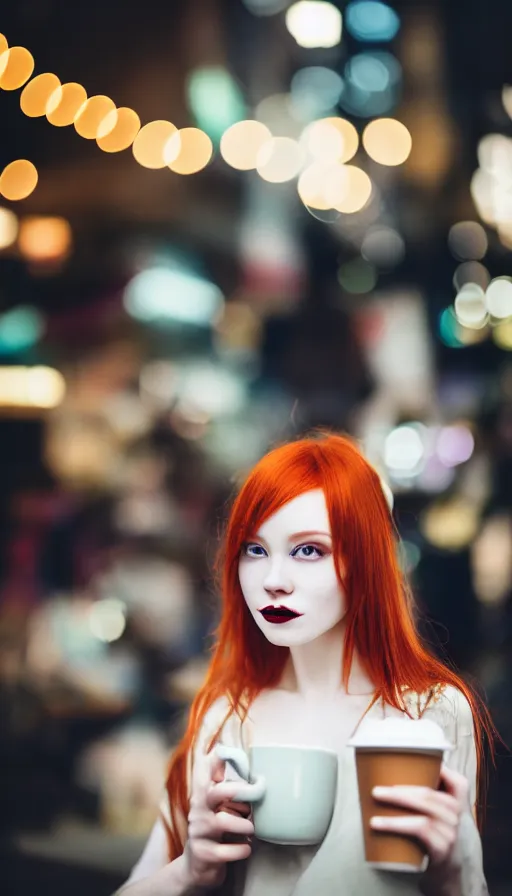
left=370, top=816, right=385, bottom=828
left=372, top=786, right=389, bottom=796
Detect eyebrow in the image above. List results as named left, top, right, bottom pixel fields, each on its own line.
left=289, top=530, right=332, bottom=541
left=250, top=529, right=332, bottom=541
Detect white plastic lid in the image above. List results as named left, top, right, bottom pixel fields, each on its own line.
left=348, top=717, right=453, bottom=752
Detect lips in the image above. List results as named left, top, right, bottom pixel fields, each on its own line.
left=259, top=605, right=304, bottom=624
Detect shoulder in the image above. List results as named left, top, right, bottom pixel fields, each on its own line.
left=404, top=684, right=475, bottom=737
left=201, top=695, right=233, bottom=732
left=195, top=695, right=244, bottom=755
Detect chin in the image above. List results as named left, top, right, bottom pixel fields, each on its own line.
left=258, top=627, right=324, bottom=647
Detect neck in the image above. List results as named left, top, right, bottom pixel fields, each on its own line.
left=281, top=620, right=375, bottom=701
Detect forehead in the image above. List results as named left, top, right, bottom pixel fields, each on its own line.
left=256, top=488, right=330, bottom=537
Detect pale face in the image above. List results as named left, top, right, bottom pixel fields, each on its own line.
left=238, top=488, right=346, bottom=646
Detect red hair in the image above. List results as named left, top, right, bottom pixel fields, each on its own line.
left=163, top=431, right=496, bottom=857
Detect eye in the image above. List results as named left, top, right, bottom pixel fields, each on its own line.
left=242, top=543, right=268, bottom=558
left=291, top=544, right=325, bottom=560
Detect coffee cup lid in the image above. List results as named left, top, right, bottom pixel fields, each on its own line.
left=348, top=717, right=453, bottom=752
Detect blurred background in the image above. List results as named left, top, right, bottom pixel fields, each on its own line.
left=0, top=0, right=511, bottom=893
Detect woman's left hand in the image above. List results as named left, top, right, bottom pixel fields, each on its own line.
left=370, top=764, right=470, bottom=867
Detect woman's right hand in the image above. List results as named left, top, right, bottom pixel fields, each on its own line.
left=183, top=751, right=254, bottom=890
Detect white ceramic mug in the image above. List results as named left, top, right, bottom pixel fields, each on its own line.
left=216, top=743, right=338, bottom=846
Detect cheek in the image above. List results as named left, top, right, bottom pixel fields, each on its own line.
left=238, top=562, right=261, bottom=601
left=298, top=563, right=341, bottom=592
left=301, top=568, right=345, bottom=613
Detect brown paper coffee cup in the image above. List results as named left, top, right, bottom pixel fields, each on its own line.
left=355, top=748, right=443, bottom=870
left=349, top=717, right=452, bottom=872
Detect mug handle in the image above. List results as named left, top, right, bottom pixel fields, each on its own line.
left=215, top=744, right=266, bottom=803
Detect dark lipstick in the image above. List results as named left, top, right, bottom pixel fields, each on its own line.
left=259, top=605, right=304, bottom=624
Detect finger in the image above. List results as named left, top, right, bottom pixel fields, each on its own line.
left=206, top=781, right=253, bottom=812
left=439, top=764, right=471, bottom=806
left=192, top=838, right=252, bottom=865
left=189, top=808, right=254, bottom=842
left=370, top=815, right=456, bottom=865
left=214, top=811, right=255, bottom=838
left=190, top=809, right=254, bottom=840
left=220, top=800, right=252, bottom=818
left=372, top=786, right=459, bottom=827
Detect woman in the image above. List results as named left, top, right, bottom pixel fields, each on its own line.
left=118, top=432, right=495, bottom=895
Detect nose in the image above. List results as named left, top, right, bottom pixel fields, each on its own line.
left=263, top=556, right=293, bottom=596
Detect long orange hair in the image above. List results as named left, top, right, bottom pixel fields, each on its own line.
left=163, top=431, right=496, bottom=857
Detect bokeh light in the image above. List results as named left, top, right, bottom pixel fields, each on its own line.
left=302, top=117, right=359, bottom=164
left=187, top=66, right=245, bottom=145
left=347, top=53, right=393, bottom=94
left=89, top=599, right=127, bottom=643
left=439, top=305, right=489, bottom=348
left=338, top=258, right=377, bottom=294
left=0, top=47, right=35, bottom=90
left=418, top=456, right=456, bottom=494
left=255, top=94, right=302, bottom=140
left=502, top=85, right=512, bottom=121
left=454, top=283, right=487, bottom=328
left=470, top=168, right=509, bottom=227
left=47, top=83, right=88, bottom=127
left=290, top=67, right=344, bottom=122
left=298, top=162, right=372, bottom=213
left=497, top=222, right=512, bottom=250
left=298, top=162, right=337, bottom=210
left=361, top=226, right=405, bottom=268
left=332, top=165, right=372, bottom=214
left=436, top=424, right=474, bottom=467
left=493, top=319, right=512, bottom=350
left=457, top=322, right=489, bottom=345
left=448, top=221, right=488, bottom=261
left=256, top=137, right=304, bottom=183
left=345, top=1, right=400, bottom=42
left=124, top=267, right=224, bottom=327
left=0, top=366, right=65, bottom=409
left=472, top=513, right=512, bottom=606
left=18, top=216, right=72, bottom=264
left=0, top=207, right=19, bottom=249
left=20, top=73, right=61, bottom=117
left=177, top=363, right=246, bottom=417
left=165, top=128, right=213, bottom=174
left=477, top=133, right=512, bottom=184
left=132, top=120, right=177, bottom=169
left=220, top=120, right=272, bottom=171
left=485, top=277, right=512, bottom=320
left=96, top=107, right=141, bottom=153
left=286, top=1, right=343, bottom=49
left=0, top=306, right=45, bottom=354
left=439, top=307, right=464, bottom=348
left=0, top=160, right=38, bottom=201
left=74, top=95, right=117, bottom=140
left=421, top=498, right=479, bottom=551
left=341, top=51, right=401, bottom=118
left=453, top=261, right=491, bottom=292
left=384, top=424, right=425, bottom=477
left=363, top=117, right=412, bottom=165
